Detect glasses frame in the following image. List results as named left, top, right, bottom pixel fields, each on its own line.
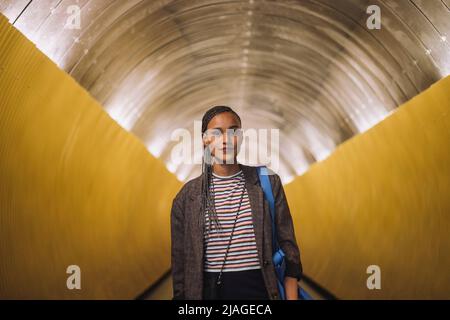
left=202, top=128, right=243, bottom=140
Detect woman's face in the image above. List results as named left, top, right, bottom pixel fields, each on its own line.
left=203, top=112, right=243, bottom=164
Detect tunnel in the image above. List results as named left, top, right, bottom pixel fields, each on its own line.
left=0, top=0, right=449, bottom=300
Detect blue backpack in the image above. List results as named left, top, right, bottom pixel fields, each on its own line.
left=256, top=166, right=312, bottom=300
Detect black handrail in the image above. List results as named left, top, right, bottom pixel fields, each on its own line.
left=136, top=270, right=337, bottom=300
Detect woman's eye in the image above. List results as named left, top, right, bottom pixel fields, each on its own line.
left=206, top=129, right=221, bottom=138
left=231, top=129, right=242, bottom=136
left=205, top=128, right=242, bottom=138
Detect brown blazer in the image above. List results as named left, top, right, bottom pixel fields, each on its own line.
left=170, top=163, right=303, bottom=300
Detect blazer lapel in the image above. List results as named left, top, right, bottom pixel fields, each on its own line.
left=188, top=180, right=205, bottom=264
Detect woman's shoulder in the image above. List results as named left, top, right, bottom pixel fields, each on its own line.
left=247, top=164, right=281, bottom=187
left=173, top=174, right=202, bottom=204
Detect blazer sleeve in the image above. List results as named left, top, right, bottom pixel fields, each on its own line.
left=272, top=173, right=303, bottom=281
left=170, top=193, right=185, bottom=300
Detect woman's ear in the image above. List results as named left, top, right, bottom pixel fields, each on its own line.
left=202, top=137, right=210, bottom=153
left=203, top=133, right=212, bottom=147
left=203, top=143, right=213, bottom=165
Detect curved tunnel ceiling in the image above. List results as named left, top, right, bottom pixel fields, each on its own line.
left=1, top=0, right=449, bottom=182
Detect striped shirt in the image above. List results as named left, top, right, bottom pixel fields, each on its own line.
left=203, top=169, right=261, bottom=272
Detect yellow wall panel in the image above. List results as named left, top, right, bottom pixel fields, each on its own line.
left=285, top=76, right=450, bottom=299
left=0, top=14, right=182, bottom=299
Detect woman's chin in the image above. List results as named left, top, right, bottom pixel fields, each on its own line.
left=214, top=154, right=237, bottom=164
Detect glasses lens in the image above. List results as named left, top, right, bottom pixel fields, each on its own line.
left=204, top=128, right=242, bottom=138
left=227, top=128, right=243, bottom=137
left=205, top=129, right=222, bottom=138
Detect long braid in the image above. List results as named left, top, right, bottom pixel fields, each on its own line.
left=201, top=105, right=241, bottom=236
left=202, top=156, right=221, bottom=235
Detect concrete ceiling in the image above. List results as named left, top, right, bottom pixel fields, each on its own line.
left=1, top=0, right=449, bottom=182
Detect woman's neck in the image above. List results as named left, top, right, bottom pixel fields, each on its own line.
left=212, top=162, right=240, bottom=177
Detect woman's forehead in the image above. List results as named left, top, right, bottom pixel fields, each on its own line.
left=207, top=112, right=240, bottom=129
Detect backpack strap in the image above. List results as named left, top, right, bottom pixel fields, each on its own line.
left=257, top=166, right=313, bottom=301
left=256, top=166, right=278, bottom=253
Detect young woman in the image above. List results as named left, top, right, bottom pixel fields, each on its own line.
left=170, top=105, right=303, bottom=300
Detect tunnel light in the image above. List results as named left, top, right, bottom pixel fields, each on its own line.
left=175, top=172, right=187, bottom=182
left=104, top=70, right=158, bottom=131
left=292, top=157, right=310, bottom=177
left=352, top=107, right=391, bottom=134
left=313, top=147, right=332, bottom=162
left=147, top=139, right=165, bottom=158
left=106, top=106, right=139, bottom=131
left=281, top=174, right=295, bottom=185
left=175, top=165, right=194, bottom=182
left=295, top=165, right=309, bottom=177
left=300, top=119, right=335, bottom=162
left=166, top=161, right=177, bottom=174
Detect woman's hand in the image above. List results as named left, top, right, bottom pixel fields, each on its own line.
left=284, top=276, right=299, bottom=300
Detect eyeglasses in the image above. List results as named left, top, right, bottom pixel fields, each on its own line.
left=203, top=128, right=243, bottom=139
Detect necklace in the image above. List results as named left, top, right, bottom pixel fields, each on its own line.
left=210, top=173, right=246, bottom=286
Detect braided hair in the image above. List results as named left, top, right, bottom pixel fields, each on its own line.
left=201, top=105, right=242, bottom=235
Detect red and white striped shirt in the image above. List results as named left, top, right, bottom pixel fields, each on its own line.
left=203, top=169, right=261, bottom=272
